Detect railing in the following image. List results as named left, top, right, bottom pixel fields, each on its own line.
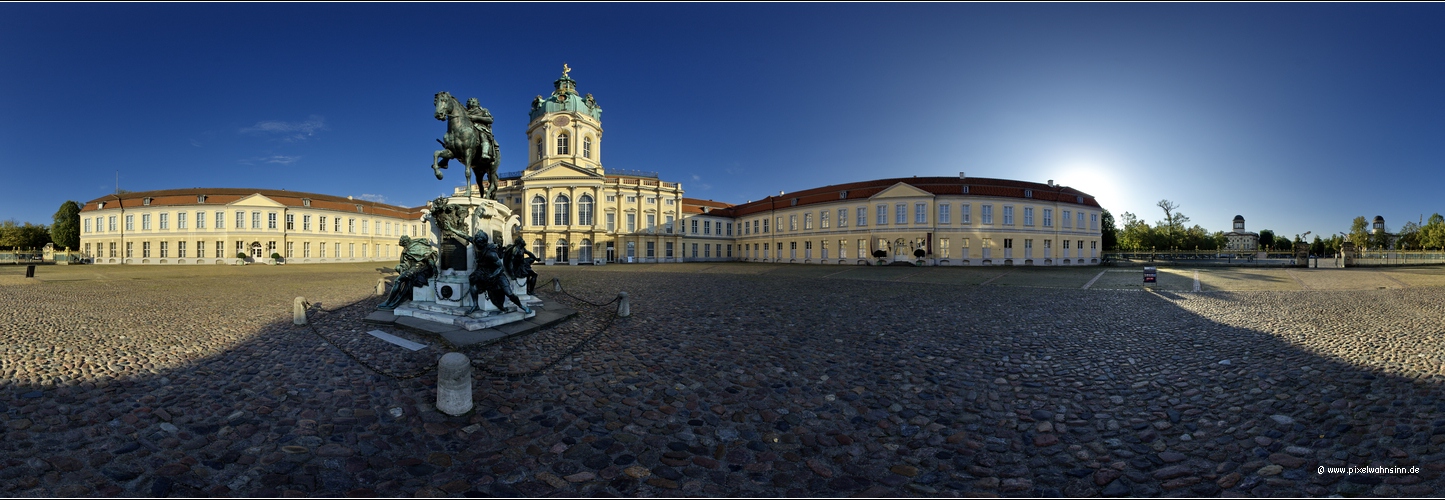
left=498, top=170, right=525, bottom=180
left=1104, top=249, right=1445, bottom=267
left=1350, top=251, right=1445, bottom=266
left=608, top=168, right=659, bottom=179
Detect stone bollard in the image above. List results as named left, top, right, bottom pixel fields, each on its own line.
left=436, top=353, right=473, bottom=416
left=293, top=297, right=307, bottom=326
left=376, top=278, right=387, bottom=296
left=553, top=277, right=561, bottom=292
left=617, top=291, right=630, bottom=318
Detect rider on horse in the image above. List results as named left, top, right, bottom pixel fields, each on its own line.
left=464, top=98, right=497, bottom=154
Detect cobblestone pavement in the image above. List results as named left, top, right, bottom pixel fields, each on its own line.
left=3, top=263, right=1445, bottom=497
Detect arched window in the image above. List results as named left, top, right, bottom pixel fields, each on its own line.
left=577, top=194, right=594, bottom=226
left=535, top=137, right=543, bottom=160
left=530, top=195, right=546, bottom=226
left=580, top=239, right=592, bottom=262
left=556, top=133, right=570, bottom=155
left=582, top=136, right=592, bottom=159
left=555, top=239, right=569, bottom=262
left=554, top=194, right=571, bottom=226
left=533, top=239, right=545, bottom=259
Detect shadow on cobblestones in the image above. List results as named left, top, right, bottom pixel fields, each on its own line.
left=2, top=263, right=1445, bottom=497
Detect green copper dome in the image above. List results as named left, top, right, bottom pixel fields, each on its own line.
left=528, top=65, right=602, bottom=122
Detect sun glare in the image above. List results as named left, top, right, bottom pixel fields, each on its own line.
left=1054, top=163, right=1124, bottom=210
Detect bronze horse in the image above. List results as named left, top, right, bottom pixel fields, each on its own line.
left=432, top=91, right=500, bottom=200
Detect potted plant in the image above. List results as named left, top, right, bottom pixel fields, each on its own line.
left=913, top=248, right=926, bottom=266
left=270, top=252, right=283, bottom=265
left=236, top=251, right=249, bottom=265
left=872, top=249, right=887, bottom=266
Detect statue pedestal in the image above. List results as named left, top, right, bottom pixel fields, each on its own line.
left=390, top=195, right=540, bottom=331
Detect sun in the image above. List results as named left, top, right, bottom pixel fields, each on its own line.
left=1053, top=163, right=1123, bottom=209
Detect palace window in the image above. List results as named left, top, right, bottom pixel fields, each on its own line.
left=647, top=214, right=655, bottom=233
left=235, top=211, right=243, bottom=229
left=1062, top=210, right=1072, bottom=228
left=665, top=215, right=674, bottom=233
left=583, top=136, right=592, bottom=158
left=142, top=214, right=151, bottom=231
left=1078, top=212, right=1086, bottom=230
left=556, top=133, right=569, bottom=155
left=1091, top=213, right=1098, bottom=230
left=915, top=203, right=926, bottom=224
left=531, top=196, right=546, bottom=226
left=939, top=238, right=950, bottom=258
left=1024, top=207, right=1034, bottom=226
left=334, top=217, right=341, bottom=232
left=554, top=194, right=571, bottom=226
left=646, top=241, right=655, bottom=258
left=178, top=241, right=186, bottom=258
left=837, top=208, right=847, bottom=228
left=285, top=213, right=294, bottom=231
left=196, top=241, right=203, bottom=259
left=789, top=215, right=797, bottom=232
left=318, top=242, right=325, bottom=258
left=84, top=218, right=91, bottom=234
left=961, top=204, right=971, bottom=224
left=215, top=211, right=224, bottom=229
left=348, top=218, right=355, bottom=233
left=665, top=241, right=673, bottom=258
left=124, top=214, right=132, bottom=231
left=159, top=213, right=168, bottom=230
left=762, top=218, right=769, bottom=233
left=286, top=242, right=293, bottom=258
left=159, top=241, right=168, bottom=258
left=535, top=138, right=543, bottom=160
left=304, top=242, right=311, bottom=258
left=626, top=213, right=636, bottom=232
left=142, top=241, right=151, bottom=258
left=938, top=203, right=950, bottom=224
left=877, top=204, right=888, bottom=225
left=896, top=203, right=906, bottom=225
left=606, top=213, right=615, bottom=231
left=126, top=242, right=132, bottom=258
left=981, top=205, right=993, bottom=225
left=1003, top=206, right=1013, bottom=226
left=252, top=211, right=261, bottom=229
left=1043, top=208, right=1053, bottom=227
left=578, top=194, right=595, bottom=226
left=857, top=207, right=867, bottom=227
left=177, top=212, right=186, bottom=230
left=726, top=222, right=732, bottom=236
left=216, top=241, right=224, bottom=258
left=691, top=219, right=698, bottom=234
left=627, top=196, right=636, bottom=203
left=804, top=213, right=813, bottom=230
left=303, top=215, right=311, bottom=231
left=195, top=211, right=204, bottom=229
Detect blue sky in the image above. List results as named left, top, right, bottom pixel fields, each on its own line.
left=3, top=3, right=1444, bottom=241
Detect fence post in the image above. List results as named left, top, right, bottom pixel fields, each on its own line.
left=617, top=292, right=630, bottom=318
left=436, top=353, right=473, bottom=416
left=294, top=297, right=307, bottom=325
left=553, top=277, right=561, bottom=292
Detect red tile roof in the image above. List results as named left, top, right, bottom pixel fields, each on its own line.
left=714, top=176, right=1099, bottom=218
left=81, top=188, right=426, bottom=219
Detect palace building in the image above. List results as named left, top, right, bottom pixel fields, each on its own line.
left=79, top=189, right=425, bottom=265
left=78, top=66, right=1104, bottom=266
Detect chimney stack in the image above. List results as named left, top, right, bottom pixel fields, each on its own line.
left=959, top=171, right=966, bottom=179
left=1047, top=180, right=1054, bottom=187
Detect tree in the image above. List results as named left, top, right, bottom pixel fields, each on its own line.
left=0, top=219, right=52, bottom=250
left=1100, top=209, right=1118, bottom=251
left=51, top=200, right=81, bottom=251
left=1348, top=216, right=1370, bottom=250
left=1117, top=212, right=1155, bottom=251
left=1257, top=229, right=1276, bottom=250
left=1398, top=221, right=1421, bottom=250
left=1274, top=235, right=1293, bottom=251
left=1422, top=213, right=1445, bottom=250
left=1155, top=199, right=1187, bottom=248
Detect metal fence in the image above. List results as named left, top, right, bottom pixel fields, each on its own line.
left=1104, top=250, right=1445, bottom=267
left=1350, top=251, right=1445, bottom=266
left=0, top=250, right=88, bottom=265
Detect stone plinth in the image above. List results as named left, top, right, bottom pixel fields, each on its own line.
left=392, top=300, right=536, bottom=331
left=436, top=352, right=473, bottom=416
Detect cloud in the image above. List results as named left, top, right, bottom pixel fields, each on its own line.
left=189, top=139, right=202, bottom=148
left=240, top=115, right=328, bottom=142
left=692, top=174, right=702, bottom=181
left=356, top=194, right=388, bottom=204
left=237, top=155, right=301, bottom=166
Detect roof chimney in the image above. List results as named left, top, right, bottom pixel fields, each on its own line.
left=959, top=171, right=966, bottom=179
left=1047, top=180, right=1054, bottom=187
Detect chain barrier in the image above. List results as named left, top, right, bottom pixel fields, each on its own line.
left=470, top=276, right=624, bottom=378
left=293, top=278, right=627, bottom=381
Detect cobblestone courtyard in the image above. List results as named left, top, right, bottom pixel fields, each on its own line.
left=3, top=263, right=1445, bottom=497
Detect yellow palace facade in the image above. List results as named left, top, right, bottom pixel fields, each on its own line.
left=78, top=189, right=424, bottom=265
left=76, top=67, right=1102, bottom=266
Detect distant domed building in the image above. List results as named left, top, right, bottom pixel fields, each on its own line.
left=1370, top=215, right=1398, bottom=249
left=1224, top=215, right=1258, bottom=252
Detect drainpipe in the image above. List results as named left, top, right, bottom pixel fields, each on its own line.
left=117, top=194, right=125, bottom=265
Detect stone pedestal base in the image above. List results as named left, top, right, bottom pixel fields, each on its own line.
left=393, top=300, right=537, bottom=331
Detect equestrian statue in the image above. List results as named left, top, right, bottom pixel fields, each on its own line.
left=432, top=92, right=502, bottom=200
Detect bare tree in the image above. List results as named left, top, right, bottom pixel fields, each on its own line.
left=1157, top=199, right=1180, bottom=248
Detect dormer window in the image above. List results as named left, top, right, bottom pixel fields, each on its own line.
left=143, top=197, right=152, bottom=206
left=197, top=195, right=207, bottom=204
left=791, top=198, right=798, bottom=207
left=962, top=186, right=970, bottom=194
left=1076, top=196, right=1083, bottom=203
left=302, top=198, right=311, bottom=207
left=355, top=204, right=364, bottom=212
left=98, top=202, right=106, bottom=209
left=1024, top=189, right=1032, bottom=198
left=839, top=190, right=848, bottom=200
